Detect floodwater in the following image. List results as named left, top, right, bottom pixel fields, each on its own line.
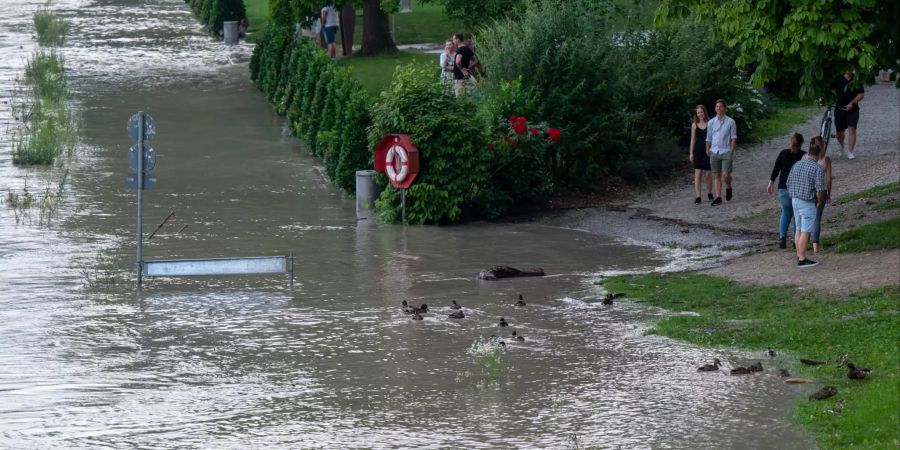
left=0, top=1, right=815, bottom=448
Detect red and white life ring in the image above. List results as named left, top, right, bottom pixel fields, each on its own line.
left=385, top=145, right=409, bottom=183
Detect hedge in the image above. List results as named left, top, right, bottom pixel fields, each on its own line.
left=183, top=0, right=246, bottom=36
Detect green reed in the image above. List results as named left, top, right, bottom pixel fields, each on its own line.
left=33, top=9, right=68, bottom=46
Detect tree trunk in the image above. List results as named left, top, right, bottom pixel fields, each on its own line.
left=339, top=4, right=356, bottom=57
left=358, top=0, right=396, bottom=56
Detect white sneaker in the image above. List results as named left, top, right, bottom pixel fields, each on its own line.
left=847, top=152, right=856, bottom=160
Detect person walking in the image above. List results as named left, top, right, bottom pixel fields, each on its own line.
left=808, top=135, right=833, bottom=253
left=786, top=144, right=827, bottom=268
left=320, top=5, right=340, bottom=58
left=452, top=32, right=474, bottom=97
left=767, top=133, right=806, bottom=248
left=705, top=99, right=738, bottom=205
left=830, top=71, right=865, bottom=159
left=689, top=105, right=713, bottom=204
left=439, top=39, right=456, bottom=85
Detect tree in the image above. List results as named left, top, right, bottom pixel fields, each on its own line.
left=655, top=0, right=899, bottom=98
left=420, top=0, right=524, bottom=28
left=286, top=0, right=397, bottom=56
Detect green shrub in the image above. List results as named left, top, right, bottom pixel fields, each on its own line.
left=25, top=50, right=67, bottom=105
left=33, top=10, right=68, bottom=46
left=206, top=0, right=246, bottom=36
left=370, top=65, right=490, bottom=224
left=268, top=0, right=293, bottom=28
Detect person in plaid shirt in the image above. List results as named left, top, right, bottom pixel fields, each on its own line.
left=786, top=143, right=827, bottom=268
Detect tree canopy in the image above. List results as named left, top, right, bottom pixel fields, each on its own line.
left=655, top=0, right=899, bottom=98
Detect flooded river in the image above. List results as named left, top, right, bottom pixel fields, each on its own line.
left=0, top=1, right=815, bottom=448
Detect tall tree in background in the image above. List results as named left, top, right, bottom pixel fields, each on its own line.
left=655, top=0, right=899, bottom=98
left=271, top=0, right=397, bottom=55
left=420, top=0, right=523, bottom=28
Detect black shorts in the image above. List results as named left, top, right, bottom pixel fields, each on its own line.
left=834, top=108, right=859, bottom=132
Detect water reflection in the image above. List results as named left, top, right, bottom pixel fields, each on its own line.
left=0, top=1, right=813, bottom=448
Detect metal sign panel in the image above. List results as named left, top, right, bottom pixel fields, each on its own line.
left=126, top=172, right=157, bottom=190
left=128, top=143, right=156, bottom=172
left=127, top=112, right=156, bottom=141
left=143, top=256, right=289, bottom=277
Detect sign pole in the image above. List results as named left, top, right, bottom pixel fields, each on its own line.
left=136, top=111, right=144, bottom=290
left=400, top=188, right=406, bottom=224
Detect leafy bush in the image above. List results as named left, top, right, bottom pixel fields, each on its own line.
left=370, top=65, right=490, bottom=224
left=184, top=0, right=247, bottom=36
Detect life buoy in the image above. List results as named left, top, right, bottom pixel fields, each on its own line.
left=385, top=145, right=409, bottom=183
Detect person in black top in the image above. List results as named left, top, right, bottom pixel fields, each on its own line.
left=829, top=72, right=865, bottom=159
left=767, top=133, right=806, bottom=248
left=452, top=32, right=474, bottom=96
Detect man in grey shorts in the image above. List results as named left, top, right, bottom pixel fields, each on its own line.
left=786, top=144, right=826, bottom=268
left=705, top=99, right=737, bottom=205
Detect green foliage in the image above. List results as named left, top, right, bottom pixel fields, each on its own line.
left=421, top=0, right=523, bottom=28
left=655, top=0, right=900, bottom=97
left=604, top=273, right=899, bottom=449
left=184, top=0, right=248, bottom=36
left=370, top=64, right=490, bottom=224
left=822, top=219, right=900, bottom=253
left=33, top=10, right=68, bottom=46
left=250, top=31, right=374, bottom=194
left=268, top=0, right=292, bottom=27
left=24, top=50, right=67, bottom=105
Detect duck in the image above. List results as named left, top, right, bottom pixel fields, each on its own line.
left=748, top=361, right=764, bottom=372
left=730, top=366, right=753, bottom=375
left=696, top=358, right=721, bottom=372
left=601, top=295, right=613, bottom=306
left=809, top=386, right=838, bottom=401
left=489, top=335, right=506, bottom=347
left=515, top=294, right=526, bottom=307
left=512, top=330, right=525, bottom=342
left=411, top=312, right=423, bottom=320
left=413, top=304, right=429, bottom=314
left=498, top=317, right=509, bottom=327
left=401, top=300, right=414, bottom=314
left=800, top=358, right=826, bottom=366
left=766, top=347, right=776, bottom=358
left=778, top=369, right=791, bottom=377
left=450, top=300, right=461, bottom=310
left=448, top=310, right=465, bottom=319
left=846, top=363, right=871, bottom=380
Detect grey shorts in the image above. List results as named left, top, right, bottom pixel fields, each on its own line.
left=710, top=151, right=733, bottom=173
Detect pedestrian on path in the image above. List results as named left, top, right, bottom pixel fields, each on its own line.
left=321, top=5, right=340, bottom=58
left=830, top=71, right=865, bottom=159
left=706, top=99, right=737, bottom=205
left=767, top=133, right=806, bottom=248
left=690, top=104, right=713, bottom=204
left=786, top=144, right=827, bottom=268
left=808, top=135, right=833, bottom=254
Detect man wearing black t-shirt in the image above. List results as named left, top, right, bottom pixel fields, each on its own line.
left=452, top=33, right=474, bottom=96
left=829, top=72, right=865, bottom=160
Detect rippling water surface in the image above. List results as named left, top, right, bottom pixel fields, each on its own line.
left=0, top=1, right=815, bottom=448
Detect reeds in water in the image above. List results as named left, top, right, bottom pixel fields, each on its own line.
left=33, top=9, right=68, bottom=46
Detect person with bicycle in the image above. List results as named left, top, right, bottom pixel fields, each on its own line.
left=830, top=71, right=865, bottom=159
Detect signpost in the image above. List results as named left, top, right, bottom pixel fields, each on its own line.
left=125, top=112, right=294, bottom=290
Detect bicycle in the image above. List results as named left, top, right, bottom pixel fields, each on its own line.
left=819, top=104, right=834, bottom=153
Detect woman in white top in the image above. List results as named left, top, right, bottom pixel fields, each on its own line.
left=439, top=39, right=456, bottom=84
left=808, top=135, right=832, bottom=253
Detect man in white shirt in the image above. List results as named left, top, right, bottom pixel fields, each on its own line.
left=705, top=99, right=738, bottom=205
left=321, top=5, right=340, bottom=58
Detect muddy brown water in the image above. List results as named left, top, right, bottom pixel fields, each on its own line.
left=0, top=1, right=816, bottom=447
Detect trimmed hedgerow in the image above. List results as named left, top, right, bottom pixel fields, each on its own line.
left=183, top=0, right=246, bottom=37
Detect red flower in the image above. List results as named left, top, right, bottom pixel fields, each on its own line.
left=529, top=127, right=540, bottom=136
left=508, top=115, right=516, bottom=123
left=487, top=143, right=494, bottom=149
left=510, top=139, right=519, bottom=147
left=547, top=127, right=561, bottom=142
left=513, top=122, right=527, bottom=135
left=504, top=135, right=511, bottom=143
left=517, top=117, right=528, bottom=124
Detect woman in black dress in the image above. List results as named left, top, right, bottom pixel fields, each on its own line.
left=689, top=105, right=712, bottom=204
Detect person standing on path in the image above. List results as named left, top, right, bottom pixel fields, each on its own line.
left=808, top=135, right=833, bottom=254
left=830, top=71, right=865, bottom=159
left=321, top=5, right=340, bottom=59
left=452, top=32, right=474, bottom=97
left=439, top=39, right=456, bottom=86
left=690, top=105, right=713, bottom=204
left=767, top=133, right=806, bottom=248
left=706, top=99, right=738, bottom=205
left=786, top=144, right=827, bottom=268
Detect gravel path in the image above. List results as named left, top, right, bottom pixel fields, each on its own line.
left=556, top=81, right=899, bottom=296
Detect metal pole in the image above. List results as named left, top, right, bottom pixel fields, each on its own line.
left=400, top=188, right=406, bottom=224
left=136, top=111, right=144, bottom=290
left=288, top=251, right=294, bottom=288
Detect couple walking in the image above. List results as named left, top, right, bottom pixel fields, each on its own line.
left=690, top=99, right=737, bottom=205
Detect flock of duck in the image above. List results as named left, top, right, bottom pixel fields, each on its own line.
left=696, top=348, right=871, bottom=401
left=400, top=294, right=534, bottom=343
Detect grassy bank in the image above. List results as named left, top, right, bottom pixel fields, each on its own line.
left=338, top=50, right=429, bottom=95
left=748, top=99, right=819, bottom=142
left=244, top=0, right=269, bottom=42
left=603, top=273, right=899, bottom=448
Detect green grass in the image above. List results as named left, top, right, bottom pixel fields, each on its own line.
left=243, top=0, right=269, bottom=43
left=604, top=272, right=899, bottom=449
left=821, top=218, right=900, bottom=253
left=338, top=50, right=431, bottom=96
left=749, top=100, right=818, bottom=142
left=24, top=50, right=67, bottom=104
left=33, top=9, right=68, bottom=46
left=834, top=182, right=900, bottom=206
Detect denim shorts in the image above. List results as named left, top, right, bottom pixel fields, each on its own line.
left=791, top=198, right=817, bottom=233
left=323, top=26, right=338, bottom=44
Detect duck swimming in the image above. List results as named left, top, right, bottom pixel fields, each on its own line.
left=748, top=361, right=763, bottom=372
left=515, top=295, right=526, bottom=307
left=766, top=347, right=776, bottom=358
left=411, top=312, right=423, bottom=320
left=450, top=300, right=461, bottom=310
left=512, top=330, right=525, bottom=342
left=448, top=310, right=465, bottom=319
left=730, top=366, right=753, bottom=375
left=697, top=358, right=721, bottom=372
left=401, top=300, right=414, bottom=314
left=498, top=317, right=509, bottom=327
left=847, top=363, right=870, bottom=380
left=414, top=304, right=429, bottom=314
